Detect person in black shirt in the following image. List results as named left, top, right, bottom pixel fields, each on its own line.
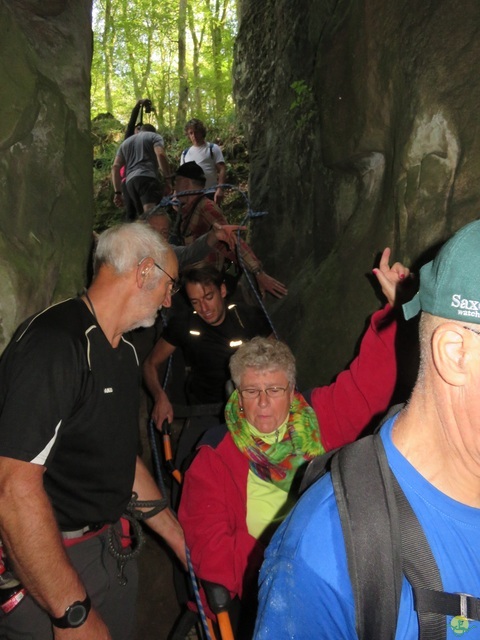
left=144, top=265, right=271, bottom=420
left=143, top=265, right=271, bottom=469
left=0, top=222, right=185, bottom=640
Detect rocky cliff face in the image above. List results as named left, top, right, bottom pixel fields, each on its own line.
left=234, top=0, right=480, bottom=387
left=0, top=0, right=92, bottom=351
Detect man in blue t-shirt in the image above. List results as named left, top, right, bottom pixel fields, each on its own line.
left=254, top=220, right=480, bottom=640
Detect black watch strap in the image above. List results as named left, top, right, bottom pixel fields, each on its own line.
left=50, top=594, right=91, bottom=629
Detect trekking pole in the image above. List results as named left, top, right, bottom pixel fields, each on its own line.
left=161, top=419, right=182, bottom=485
left=217, top=613, right=234, bottom=640
left=202, top=581, right=235, bottom=640
left=148, top=419, right=168, bottom=496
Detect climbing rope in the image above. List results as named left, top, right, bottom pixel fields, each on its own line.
left=108, top=492, right=167, bottom=586
left=186, top=546, right=214, bottom=640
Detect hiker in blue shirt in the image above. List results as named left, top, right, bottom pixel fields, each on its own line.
left=254, top=220, right=480, bottom=640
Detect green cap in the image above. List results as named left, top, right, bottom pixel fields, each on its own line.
left=403, top=220, right=480, bottom=323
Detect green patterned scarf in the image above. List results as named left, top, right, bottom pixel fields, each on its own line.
left=225, top=389, right=325, bottom=492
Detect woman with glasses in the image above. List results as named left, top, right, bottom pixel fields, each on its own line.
left=178, top=250, right=411, bottom=637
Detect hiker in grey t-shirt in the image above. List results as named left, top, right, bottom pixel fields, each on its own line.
left=112, top=123, right=172, bottom=220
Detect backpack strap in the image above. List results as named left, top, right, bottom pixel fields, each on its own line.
left=394, top=474, right=480, bottom=636
left=393, top=476, right=446, bottom=639
left=334, top=434, right=480, bottom=639
left=302, top=407, right=480, bottom=638
left=331, top=435, right=403, bottom=640
left=299, top=448, right=337, bottom=492
left=415, top=591, right=480, bottom=623
left=300, top=404, right=405, bottom=493
left=182, top=145, right=213, bottom=160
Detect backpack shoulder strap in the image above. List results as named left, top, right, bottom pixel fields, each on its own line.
left=304, top=408, right=480, bottom=640
left=331, top=434, right=403, bottom=640
left=335, top=433, right=479, bottom=640
left=392, top=474, right=446, bottom=640
left=299, top=448, right=338, bottom=493
left=181, top=148, right=188, bottom=161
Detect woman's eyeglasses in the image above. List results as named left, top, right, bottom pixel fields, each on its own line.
left=238, top=386, right=289, bottom=400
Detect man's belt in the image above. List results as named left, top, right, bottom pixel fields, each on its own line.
left=172, top=403, right=224, bottom=418
left=61, top=523, right=107, bottom=540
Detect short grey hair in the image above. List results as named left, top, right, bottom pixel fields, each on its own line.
left=229, top=337, right=296, bottom=388
left=94, top=222, right=170, bottom=276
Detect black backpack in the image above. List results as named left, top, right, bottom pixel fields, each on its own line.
left=300, top=407, right=480, bottom=640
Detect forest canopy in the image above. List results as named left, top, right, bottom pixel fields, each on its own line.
left=91, top=0, right=238, bottom=132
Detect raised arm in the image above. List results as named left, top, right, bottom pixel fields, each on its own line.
left=308, top=248, right=413, bottom=450
left=143, top=338, right=177, bottom=427
left=124, top=99, right=143, bottom=139
left=372, top=247, right=411, bottom=307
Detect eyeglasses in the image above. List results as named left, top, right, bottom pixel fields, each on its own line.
left=238, top=385, right=289, bottom=400
left=463, top=325, right=480, bottom=337
left=153, top=262, right=180, bottom=295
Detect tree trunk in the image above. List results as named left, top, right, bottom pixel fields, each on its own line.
left=188, top=0, right=205, bottom=115
left=208, top=0, right=229, bottom=117
left=176, top=0, right=189, bottom=131
left=102, top=0, right=114, bottom=113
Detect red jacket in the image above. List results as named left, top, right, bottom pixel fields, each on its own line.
left=178, top=305, right=398, bottom=608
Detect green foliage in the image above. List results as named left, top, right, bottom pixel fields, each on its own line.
left=91, top=0, right=237, bottom=129
left=92, top=115, right=250, bottom=231
left=92, top=114, right=126, bottom=231
left=91, top=0, right=244, bottom=230
left=289, top=79, right=316, bottom=131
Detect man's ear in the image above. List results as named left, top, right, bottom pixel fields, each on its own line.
left=136, top=257, right=155, bottom=288
left=432, top=323, right=470, bottom=386
left=220, top=283, right=227, bottom=299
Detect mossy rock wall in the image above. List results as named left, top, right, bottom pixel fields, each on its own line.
left=0, top=0, right=93, bottom=351
left=235, top=0, right=480, bottom=387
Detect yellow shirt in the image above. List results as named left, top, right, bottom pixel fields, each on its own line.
left=245, top=420, right=296, bottom=542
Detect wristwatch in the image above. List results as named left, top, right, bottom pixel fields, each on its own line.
left=50, top=594, right=91, bottom=629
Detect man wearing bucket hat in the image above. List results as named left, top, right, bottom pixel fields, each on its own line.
left=254, top=219, right=480, bottom=640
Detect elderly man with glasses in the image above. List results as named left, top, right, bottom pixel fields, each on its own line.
left=0, top=223, right=185, bottom=640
